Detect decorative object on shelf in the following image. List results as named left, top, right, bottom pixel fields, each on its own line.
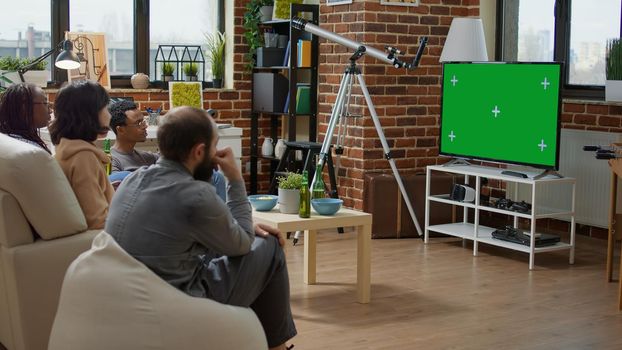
left=183, top=62, right=199, bottom=81
left=277, top=172, right=303, bottom=214
left=274, top=138, right=286, bottom=158
left=65, top=32, right=111, bottom=89
left=243, top=0, right=274, bottom=71
left=380, top=0, right=419, bottom=6
left=161, top=62, right=175, bottom=82
left=205, top=31, right=226, bottom=88
left=154, top=45, right=205, bottom=85
left=259, top=5, right=274, bottom=22
left=130, top=73, right=150, bottom=89
left=264, top=32, right=279, bottom=48
left=606, top=38, right=622, bottom=102
left=146, top=107, right=161, bottom=126
left=262, top=137, right=274, bottom=157
left=272, top=0, right=303, bottom=20
left=169, top=81, right=203, bottom=109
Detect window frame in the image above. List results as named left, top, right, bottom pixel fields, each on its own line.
left=49, top=0, right=224, bottom=88
left=495, top=0, right=622, bottom=100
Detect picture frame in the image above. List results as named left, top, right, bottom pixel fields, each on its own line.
left=326, top=0, right=353, bottom=5
left=272, top=0, right=304, bottom=20
left=168, top=81, right=204, bottom=109
left=380, top=0, right=420, bottom=6
left=64, top=32, right=111, bottom=89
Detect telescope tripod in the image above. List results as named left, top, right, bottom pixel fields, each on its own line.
left=292, top=48, right=423, bottom=245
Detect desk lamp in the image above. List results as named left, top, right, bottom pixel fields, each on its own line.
left=17, top=40, right=81, bottom=83
left=439, top=17, right=489, bottom=62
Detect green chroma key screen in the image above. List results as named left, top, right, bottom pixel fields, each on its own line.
left=440, top=62, right=562, bottom=169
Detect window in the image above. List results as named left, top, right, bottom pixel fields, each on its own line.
left=498, top=0, right=622, bottom=99
left=1, top=1, right=224, bottom=87
left=0, top=0, right=52, bottom=80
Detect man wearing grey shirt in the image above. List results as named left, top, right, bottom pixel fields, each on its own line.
left=105, top=107, right=296, bottom=350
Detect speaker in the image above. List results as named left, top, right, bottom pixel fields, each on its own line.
left=450, top=184, right=475, bottom=202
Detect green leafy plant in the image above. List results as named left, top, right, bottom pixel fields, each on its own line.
left=205, top=31, right=226, bottom=80
left=0, top=56, right=22, bottom=71
left=277, top=172, right=303, bottom=190
left=170, top=82, right=202, bottom=109
left=607, top=38, right=622, bottom=81
left=20, top=57, right=48, bottom=71
left=243, top=0, right=273, bottom=72
left=183, top=62, right=199, bottom=77
left=162, top=62, right=175, bottom=76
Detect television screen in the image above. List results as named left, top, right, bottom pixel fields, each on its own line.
left=439, top=62, right=562, bottom=170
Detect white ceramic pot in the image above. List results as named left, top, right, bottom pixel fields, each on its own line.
left=131, top=73, right=150, bottom=89
left=278, top=188, right=300, bottom=214
left=259, top=6, right=273, bottom=22
left=606, top=80, right=622, bottom=102
left=261, top=137, right=274, bottom=157
left=23, top=71, right=49, bottom=88
left=274, top=139, right=286, bottom=159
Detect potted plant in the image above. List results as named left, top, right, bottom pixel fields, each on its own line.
left=243, top=0, right=273, bottom=71
left=606, top=38, right=622, bottom=102
left=277, top=172, right=303, bottom=214
left=0, top=56, right=24, bottom=87
left=19, top=57, right=49, bottom=88
left=183, top=62, right=199, bottom=81
left=205, top=31, right=225, bottom=88
left=162, top=62, right=175, bottom=82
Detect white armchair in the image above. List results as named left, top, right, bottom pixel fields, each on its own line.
left=0, top=134, right=99, bottom=350
left=49, top=232, right=268, bottom=350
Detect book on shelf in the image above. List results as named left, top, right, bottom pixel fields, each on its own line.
left=282, top=40, right=291, bottom=67
left=283, top=91, right=290, bottom=113
left=297, top=39, right=311, bottom=68
left=295, top=83, right=311, bottom=114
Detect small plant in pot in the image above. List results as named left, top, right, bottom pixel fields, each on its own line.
left=183, top=62, right=199, bottom=81
left=243, top=0, right=274, bottom=71
left=606, top=38, right=622, bottom=102
left=277, top=172, right=303, bottom=214
left=162, top=62, right=175, bottom=82
left=205, top=31, right=225, bottom=88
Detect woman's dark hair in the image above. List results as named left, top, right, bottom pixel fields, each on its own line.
left=49, top=80, right=110, bottom=145
left=0, top=82, right=51, bottom=153
left=108, top=100, right=137, bottom=135
left=157, top=107, right=214, bottom=163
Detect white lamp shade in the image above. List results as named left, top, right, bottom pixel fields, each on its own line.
left=440, top=18, right=488, bottom=62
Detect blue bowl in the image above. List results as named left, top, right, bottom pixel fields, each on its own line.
left=311, top=198, right=343, bottom=215
left=248, top=194, right=278, bottom=211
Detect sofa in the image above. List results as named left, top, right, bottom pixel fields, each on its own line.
left=49, top=232, right=268, bottom=350
left=0, top=133, right=99, bottom=350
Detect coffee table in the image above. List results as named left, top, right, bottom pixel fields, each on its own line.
left=252, top=207, right=373, bottom=303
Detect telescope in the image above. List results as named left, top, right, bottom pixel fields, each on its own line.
left=292, top=17, right=427, bottom=69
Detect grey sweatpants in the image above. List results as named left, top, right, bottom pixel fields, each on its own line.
left=203, top=235, right=297, bottom=347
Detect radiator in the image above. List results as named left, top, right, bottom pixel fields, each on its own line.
left=507, top=129, right=621, bottom=228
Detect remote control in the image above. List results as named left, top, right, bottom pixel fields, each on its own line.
left=501, top=170, right=528, bottom=178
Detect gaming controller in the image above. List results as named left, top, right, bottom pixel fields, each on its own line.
left=493, top=198, right=532, bottom=214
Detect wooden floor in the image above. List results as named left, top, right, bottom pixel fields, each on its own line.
left=284, top=230, right=622, bottom=349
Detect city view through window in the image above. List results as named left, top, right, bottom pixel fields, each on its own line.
left=0, top=0, right=218, bottom=81
left=513, top=0, right=621, bottom=86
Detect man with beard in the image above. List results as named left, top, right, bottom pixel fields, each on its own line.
left=105, top=107, right=296, bottom=350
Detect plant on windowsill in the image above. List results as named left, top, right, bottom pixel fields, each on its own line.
left=183, top=62, right=198, bottom=81
left=205, top=31, right=226, bottom=88
left=0, top=56, right=49, bottom=88
left=277, top=172, right=303, bottom=214
left=162, top=62, right=175, bottom=82
left=243, top=0, right=273, bottom=72
left=606, top=38, right=622, bottom=102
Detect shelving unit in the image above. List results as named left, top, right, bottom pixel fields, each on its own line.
left=249, top=3, right=319, bottom=194
left=424, top=164, right=576, bottom=270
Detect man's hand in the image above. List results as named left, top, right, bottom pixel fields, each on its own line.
left=254, top=223, right=285, bottom=247
left=213, top=147, right=242, bottom=182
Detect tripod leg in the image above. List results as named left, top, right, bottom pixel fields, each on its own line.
left=355, top=74, right=423, bottom=236
left=293, top=71, right=354, bottom=245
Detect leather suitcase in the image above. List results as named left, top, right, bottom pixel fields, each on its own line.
left=364, top=173, right=461, bottom=239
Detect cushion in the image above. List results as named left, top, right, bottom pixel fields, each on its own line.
left=0, top=133, right=87, bottom=239
left=0, top=190, right=33, bottom=247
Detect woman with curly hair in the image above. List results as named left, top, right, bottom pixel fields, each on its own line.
left=0, top=82, right=52, bottom=153
left=49, top=80, right=114, bottom=229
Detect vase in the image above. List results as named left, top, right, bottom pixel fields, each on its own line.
left=213, top=78, right=223, bottom=88
left=185, top=75, right=198, bottom=82
left=274, top=139, right=286, bottom=159
left=278, top=188, right=300, bottom=214
left=261, top=137, right=274, bottom=157
left=162, top=75, right=174, bottom=82
left=130, top=73, right=149, bottom=89
left=259, top=6, right=273, bottom=22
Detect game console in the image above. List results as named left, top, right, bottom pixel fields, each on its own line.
left=491, top=226, right=560, bottom=247
left=493, top=198, right=532, bottom=214
left=450, top=184, right=475, bottom=202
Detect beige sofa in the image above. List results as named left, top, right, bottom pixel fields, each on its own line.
left=0, top=134, right=99, bottom=350
left=49, top=232, right=268, bottom=350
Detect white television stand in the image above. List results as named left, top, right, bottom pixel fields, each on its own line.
left=424, top=164, right=576, bottom=270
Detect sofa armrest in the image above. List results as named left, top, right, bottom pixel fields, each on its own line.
left=0, top=190, right=33, bottom=248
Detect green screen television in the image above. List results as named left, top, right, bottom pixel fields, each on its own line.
left=440, top=62, right=562, bottom=170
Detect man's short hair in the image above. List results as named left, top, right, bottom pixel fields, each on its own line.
left=108, top=100, right=138, bottom=135
left=157, top=107, right=215, bottom=163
